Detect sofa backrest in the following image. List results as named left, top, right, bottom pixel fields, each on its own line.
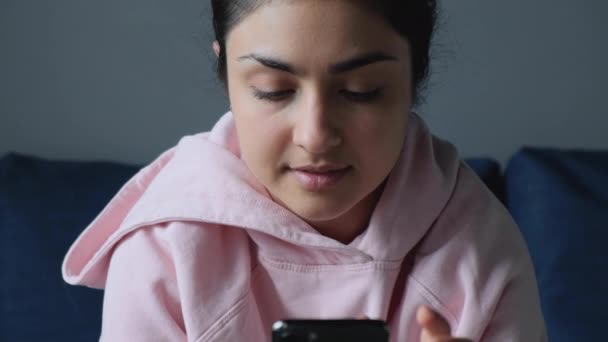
left=505, top=147, right=608, bottom=342
left=2, top=149, right=607, bottom=341
left=0, top=153, right=138, bottom=341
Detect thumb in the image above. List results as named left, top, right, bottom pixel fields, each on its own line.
left=416, top=306, right=451, bottom=339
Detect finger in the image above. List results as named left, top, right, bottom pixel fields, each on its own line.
left=416, top=306, right=451, bottom=337
left=420, top=333, right=472, bottom=342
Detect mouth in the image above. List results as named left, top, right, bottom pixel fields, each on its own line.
left=292, top=164, right=350, bottom=173
left=288, top=165, right=352, bottom=191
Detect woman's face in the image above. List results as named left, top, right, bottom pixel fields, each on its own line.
left=223, top=0, right=413, bottom=233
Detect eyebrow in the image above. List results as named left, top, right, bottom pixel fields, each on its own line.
left=237, top=51, right=398, bottom=75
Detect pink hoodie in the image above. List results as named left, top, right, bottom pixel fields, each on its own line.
left=62, top=112, right=546, bottom=341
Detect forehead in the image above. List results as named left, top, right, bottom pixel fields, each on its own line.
left=225, top=0, right=410, bottom=64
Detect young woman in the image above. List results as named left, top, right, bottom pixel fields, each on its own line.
left=62, top=0, right=547, bottom=341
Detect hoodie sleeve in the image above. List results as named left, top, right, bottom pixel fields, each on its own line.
left=100, top=225, right=187, bottom=342
left=412, top=163, right=547, bottom=341
left=478, top=254, right=548, bottom=341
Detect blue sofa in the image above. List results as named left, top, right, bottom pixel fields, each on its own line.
left=1, top=148, right=607, bottom=341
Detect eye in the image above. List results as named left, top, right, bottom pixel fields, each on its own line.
left=341, top=88, right=383, bottom=102
left=252, top=88, right=294, bottom=102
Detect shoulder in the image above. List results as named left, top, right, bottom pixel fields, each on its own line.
left=417, top=160, right=527, bottom=263
left=108, top=221, right=256, bottom=317
left=410, top=161, right=536, bottom=327
left=101, top=222, right=257, bottom=340
left=112, top=221, right=255, bottom=277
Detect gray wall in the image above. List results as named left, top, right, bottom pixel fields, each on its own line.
left=1, top=0, right=607, bottom=165
left=426, top=0, right=608, bottom=164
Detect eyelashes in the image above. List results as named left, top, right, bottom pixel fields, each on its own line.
left=340, top=88, right=383, bottom=102
left=252, top=89, right=295, bottom=102
left=252, top=87, right=384, bottom=103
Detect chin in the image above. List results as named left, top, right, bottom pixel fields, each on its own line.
left=287, top=198, right=354, bottom=223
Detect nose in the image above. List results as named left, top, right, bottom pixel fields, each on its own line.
left=292, top=93, right=342, bottom=154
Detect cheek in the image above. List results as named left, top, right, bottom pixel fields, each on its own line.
left=348, top=112, right=407, bottom=170
left=233, top=111, right=291, bottom=178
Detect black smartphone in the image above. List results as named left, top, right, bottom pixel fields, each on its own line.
left=272, top=319, right=389, bottom=342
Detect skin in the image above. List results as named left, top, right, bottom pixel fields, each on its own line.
left=417, top=306, right=473, bottom=342
left=214, top=1, right=472, bottom=340
left=220, top=0, right=410, bottom=244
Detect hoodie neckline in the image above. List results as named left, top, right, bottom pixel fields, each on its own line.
left=63, top=111, right=460, bottom=287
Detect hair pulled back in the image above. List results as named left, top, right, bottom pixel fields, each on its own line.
left=211, top=0, right=438, bottom=104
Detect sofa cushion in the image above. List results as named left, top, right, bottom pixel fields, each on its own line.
left=0, top=153, right=139, bottom=341
left=505, top=147, right=608, bottom=342
left=464, top=158, right=503, bottom=200
left=0, top=153, right=500, bottom=340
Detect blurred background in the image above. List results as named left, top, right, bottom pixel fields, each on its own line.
left=1, top=0, right=607, bottom=166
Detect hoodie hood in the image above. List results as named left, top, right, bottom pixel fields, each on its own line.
left=62, top=111, right=460, bottom=288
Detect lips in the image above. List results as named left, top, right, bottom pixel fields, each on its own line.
left=292, top=164, right=349, bottom=173
left=289, top=165, right=351, bottom=191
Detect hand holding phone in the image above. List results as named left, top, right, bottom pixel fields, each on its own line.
left=272, top=319, right=389, bottom=342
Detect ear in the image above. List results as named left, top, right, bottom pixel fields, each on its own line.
left=213, top=41, right=221, bottom=57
